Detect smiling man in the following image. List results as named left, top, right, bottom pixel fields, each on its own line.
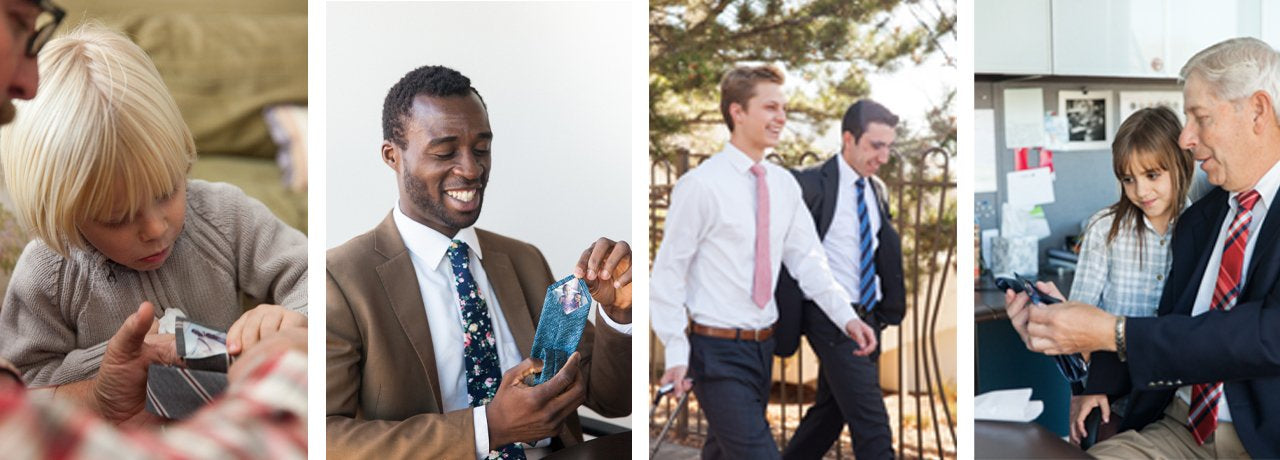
left=1008, top=37, right=1280, bottom=458
left=775, top=99, right=905, bottom=460
left=326, top=65, right=632, bottom=460
left=651, top=64, right=878, bottom=459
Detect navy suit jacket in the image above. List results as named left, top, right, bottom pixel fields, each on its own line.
left=774, top=156, right=907, bottom=357
left=1085, top=186, right=1280, bottom=457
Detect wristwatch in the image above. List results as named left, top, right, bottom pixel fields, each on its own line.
left=1115, top=316, right=1127, bottom=362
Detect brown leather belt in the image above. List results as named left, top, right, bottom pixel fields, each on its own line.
left=691, top=322, right=775, bottom=341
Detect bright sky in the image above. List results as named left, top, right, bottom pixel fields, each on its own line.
left=810, top=1, right=956, bottom=153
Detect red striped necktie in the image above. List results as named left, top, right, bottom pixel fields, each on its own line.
left=1188, top=189, right=1261, bottom=444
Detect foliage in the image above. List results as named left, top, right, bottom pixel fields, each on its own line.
left=649, top=0, right=956, bottom=160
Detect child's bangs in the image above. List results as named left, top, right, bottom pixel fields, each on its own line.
left=1120, top=149, right=1171, bottom=177
left=80, top=113, right=192, bottom=224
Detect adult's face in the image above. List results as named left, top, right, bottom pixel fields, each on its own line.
left=731, top=82, right=786, bottom=152
left=1179, top=73, right=1269, bottom=192
left=384, top=93, right=492, bottom=237
left=0, top=0, right=42, bottom=124
left=842, top=121, right=895, bottom=177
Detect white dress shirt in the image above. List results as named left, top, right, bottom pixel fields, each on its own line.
left=1176, top=159, right=1280, bottom=422
left=820, top=156, right=883, bottom=305
left=651, top=144, right=858, bottom=369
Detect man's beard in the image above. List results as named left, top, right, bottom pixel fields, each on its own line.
left=403, top=169, right=483, bottom=231
left=0, top=101, right=15, bottom=125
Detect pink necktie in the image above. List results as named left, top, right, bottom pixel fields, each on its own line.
left=750, top=163, right=770, bottom=309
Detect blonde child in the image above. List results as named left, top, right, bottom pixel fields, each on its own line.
left=0, top=24, right=307, bottom=389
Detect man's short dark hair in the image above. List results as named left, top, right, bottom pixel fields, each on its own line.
left=842, top=99, right=899, bottom=142
left=382, top=65, right=486, bottom=149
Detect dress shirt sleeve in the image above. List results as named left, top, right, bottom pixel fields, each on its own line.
left=597, top=308, right=633, bottom=335
left=1068, top=215, right=1109, bottom=307
left=473, top=406, right=489, bottom=459
left=780, top=187, right=857, bottom=333
left=650, top=177, right=711, bottom=369
left=0, top=350, right=307, bottom=459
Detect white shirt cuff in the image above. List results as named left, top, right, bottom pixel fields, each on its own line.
left=825, top=303, right=857, bottom=336
left=598, top=307, right=633, bottom=335
left=663, top=336, right=690, bottom=370
left=473, top=406, right=489, bottom=460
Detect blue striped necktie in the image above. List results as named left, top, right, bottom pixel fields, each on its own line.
left=855, top=178, right=878, bottom=314
left=446, top=240, right=526, bottom=460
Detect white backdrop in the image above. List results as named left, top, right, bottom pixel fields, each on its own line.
left=326, top=1, right=631, bottom=277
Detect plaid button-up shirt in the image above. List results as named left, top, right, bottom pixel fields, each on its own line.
left=0, top=350, right=306, bottom=459
left=1069, top=208, right=1173, bottom=319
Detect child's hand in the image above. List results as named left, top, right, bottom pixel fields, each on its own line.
left=227, top=304, right=306, bottom=355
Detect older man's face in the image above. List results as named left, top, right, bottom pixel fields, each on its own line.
left=0, top=0, right=42, bottom=124
left=1180, top=74, right=1265, bottom=192
left=385, top=93, right=492, bottom=238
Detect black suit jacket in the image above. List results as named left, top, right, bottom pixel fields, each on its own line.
left=1085, top=186, right=1280, bottom=457
left=774, top=156, right=907, bottom=357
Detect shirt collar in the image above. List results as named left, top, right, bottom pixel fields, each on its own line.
left=721, top=142, right=762, bottom=174
left=392, top=201, right=484, bottom=265
left=1228, top=159, right=1280, bottom=212
left=836, top=153, right=869, bottom=188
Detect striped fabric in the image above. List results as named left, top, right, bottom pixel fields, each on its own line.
left=145, top=318, right=234, bottom=420
left=145, top=365, right=228, bottom=420
left=0, top=351, right=306, bottom=458
left=855, top=177, right=878, bottom=314
left=1188, top=190, right=1260, bottom=444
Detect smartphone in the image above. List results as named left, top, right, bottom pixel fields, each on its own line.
left=994, top=274, right=1062, bottom=305
left=995, top=274, right=1086, bottom=382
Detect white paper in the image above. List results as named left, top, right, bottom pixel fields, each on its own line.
left=1006, top=167, right=1055, bottom=207
left=157, top=308, right=187, bottom=335
left=975, top=109, right=998, bottom=193
left=974, top=388, right=1045, bottom=422
left=1003, top=88, right=1045, bottom=148
left=1119, top=91, right=1184, bottom=124
left=1044, top=113, right=1069, bottom=149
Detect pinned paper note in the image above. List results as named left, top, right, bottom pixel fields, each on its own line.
left=1003, top=88, right=1045, bottom=148
left=1006, top=167, right=1055, bottom=207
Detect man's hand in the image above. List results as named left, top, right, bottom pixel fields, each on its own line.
left=845, top=319, right=878, bottom=357
left=228, top=325, right=307, bottom=384
left=95, top=301, right=180, bottom=425
left=1004, top=281, right=1065, bottom=346
left=1026, top=302, right=1117, bottom=355
left=228, top=304, right=307, bottom=355
left=1069, top=394, right=1110, bottom=445
left=486, top=353, right=587, bottom=449
left=1004, top=289, right=1033, bottom=344
left=574, top=238, right=632, bottom=324
left=658, top=365, right=693, bottom=400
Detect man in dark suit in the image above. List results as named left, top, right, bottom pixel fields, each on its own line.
left=326, top=65, right=632, bottom=459
left=1010, top=37, right=1280, bottom=458
left=775, top=100, right=906, bottom=459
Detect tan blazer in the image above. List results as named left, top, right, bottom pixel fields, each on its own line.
left=326, top=213, right=631, bottom=459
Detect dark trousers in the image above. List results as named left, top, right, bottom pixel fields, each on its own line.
left=689, top=333, right=780, bottom=460
left=782, top=303, right=894, bottom=460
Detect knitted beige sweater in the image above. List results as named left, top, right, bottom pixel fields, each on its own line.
left=0, top=180, right=308, bottom=385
